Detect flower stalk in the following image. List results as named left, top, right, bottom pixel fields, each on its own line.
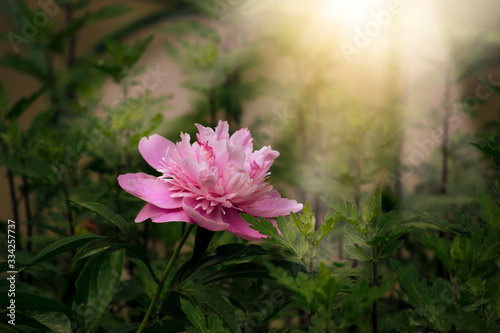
left=137, top=223, right=195, bottom=333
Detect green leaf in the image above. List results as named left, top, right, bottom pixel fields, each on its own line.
left=344, top=223, right=367, bottom=245
left=73, top=237, right=158, bottom=283
left=49, top=15, right=89, bottom=52
left=200, top=262, right=269, bottom=285
left=345, top=245, right=372, bottom=262
left=291, top=201, right=315, bottom=237
left=73, top=250, right=125, bottom=333
left=378, top=239, right=404, bottom=260
left=323, top=198, right=360, bottom=226
left=244, top=214, right=307, bottom=257
left=169, top=244, right=266, bottom=291
left=0, top=293, right=73, bottom=315
left=29, top=311, right=72, bottom=333
left=362, top=185, right=382, bottom=224
left=0, top=312, right=51, bottom=331
left=0, top=234, right=103, bottom=273
left=7, top=85, right=46, bottom=120
left=0, top=82, right=9, bottom=118
left=180, top=298, right=209, bottom=333
left=88, top=4, right=129, bottom=22
left=71, top=201, right=142, bottom=246
left=317, top=211, right=341, bottom=243
left=0, top=53, right=46, bottom=80
left=181, top=284, right=238, bottom=332
left=470, top=136, right=500, bottom=168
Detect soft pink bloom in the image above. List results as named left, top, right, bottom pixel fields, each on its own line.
left=118, top=121, right=303, bottom=240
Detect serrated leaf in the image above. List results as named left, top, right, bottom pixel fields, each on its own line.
left=180, top=298, right=209, bottom=333
left=378, top=239, right=404, bottom=260
left=345, top=245, right=372, bottom=262
left=362, top=185, right=382, bottom=224
left=244, top=214, right=307, bottom=257
left=344, top=223, right=367, bottom=245
left=181, top=284, right=238, bottom=332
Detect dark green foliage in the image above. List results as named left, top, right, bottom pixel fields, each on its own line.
left=0, top=1, right=500, bottom=332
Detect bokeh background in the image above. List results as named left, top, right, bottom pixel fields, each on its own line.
left=1, top=0, right=500, bottom=266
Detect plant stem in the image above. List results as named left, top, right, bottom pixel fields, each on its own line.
left=7, top=169, right=19, bottom=223
left=372, top=247, right=378, bottom=333
left=440, top=67, right=451, bottom=196
left=137, top=223, right=195, bottom=333
left=61, top=174, right=74, bottom=236
left=438, top=67, right=452, bottom=278
left=21, top=176, right=33, bottom=252
left=308, top=241, right=315, bottom=275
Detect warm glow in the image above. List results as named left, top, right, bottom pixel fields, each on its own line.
left=320, top=0, right=374, bottom=25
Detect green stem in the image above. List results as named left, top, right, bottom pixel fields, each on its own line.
left=309, top=242, right=314, bottom=275
left=137, top=223, right=195, bottom=333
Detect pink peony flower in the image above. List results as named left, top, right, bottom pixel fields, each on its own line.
left=118, top=121, right=303, bottom=240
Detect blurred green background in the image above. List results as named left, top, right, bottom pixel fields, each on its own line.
left=1, top=0, right=500, bottom=265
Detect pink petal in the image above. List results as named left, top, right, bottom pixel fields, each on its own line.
left=214, top=120, right=230, bottom=140
left=224, top=208, right=266, bottom=241
left=241, top=191, right=303, bottom=217
left=229, top=127, right=253, bottom=151
left=182, top=198, right=229, bottom=231
left=118, top=173, right=182, bottom=209
left=139, top=135, right=176, bottom=171
left=195, top=123, right=215, bottom=144
left=135, top=203, right=194, bottom=223
left=135, top=203, right=165, bottom=222
left=151, top=208, right=194, bottom=224
left=224, top=168, right=252, bottom=197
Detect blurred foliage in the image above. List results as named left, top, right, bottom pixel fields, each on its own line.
left=0, top=0, right=500, bottom=332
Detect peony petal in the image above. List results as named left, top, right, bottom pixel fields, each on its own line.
left=224, top=208, right=266, bottom=241
left=195, top=123, right=215, bottom=144
left=139, top=135, right=176, bottom=171
left=241, top=191, right=303, bottom=217
left=182, top=198, right=229, bottom=231
left=229, top=127, right=253, bottom=151
left=118, top=173, right=182, bottom=209
left=135, top=203, right=165, bottom=222
left=151, top=208, right=194, bottom=224
left=214, top=120, right=230, bottom=140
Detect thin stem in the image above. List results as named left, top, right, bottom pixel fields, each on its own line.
left=438, top=67, right=452, bottom=278
left=3, top=142, right=19, bottom=223
left=308, top=242, right=315, bottom=276
left=65, top=4, right=76, bottom=68
left=137, top=223, right=195, bottom=333
left=21, top=175, right=33, bottom=252
left=372, top=247, right=378, bottom=333
left=440, top=67, right=451, bottom=196
left=61, top=175, right=74, bottom=236
left=7, top=169, right=19, bottom=223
